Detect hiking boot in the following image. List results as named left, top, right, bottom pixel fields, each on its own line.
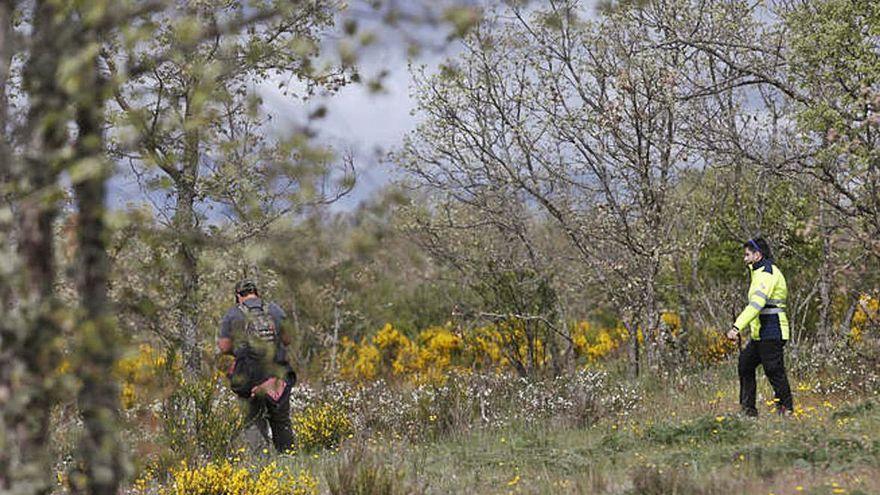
left=739, top=407, right=759, bottom=418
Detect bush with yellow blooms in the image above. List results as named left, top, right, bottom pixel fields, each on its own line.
left=570, top=321, right=628, bottom=363
left=291, top=402, right=354, bottom=452
left=851, top=293, right=879, bottom=344
left=115, top=343, right=175, bottom=410
left=340, top=323, right=467, bottom=384
left=156, top=460, right=317, bottom=495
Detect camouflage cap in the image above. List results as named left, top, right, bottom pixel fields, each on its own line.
left=235, top=279, right=259, bottom=295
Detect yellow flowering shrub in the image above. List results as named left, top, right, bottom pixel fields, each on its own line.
left=687, top=327, right=737, bottom=364
left=159, top=460, right=317, bottom=495
left=419, top=326, right=462, bottom=353
left=373, top=324, right=411, bottom=361
left=341, top=324, right=468, bottom=384
left=340, top=319, right=640, bottom=382
left=339, top=337, right=380, bottom=381
left=463, top=324, right=509, bottom=372
left=660, top=312, right=681, bottom=335
left=495, top=319, right=547, bottom=370
left=850, top=294, right=879, bottom=344
left=373, top=323, right=407, bottom=347
left=571, top=321, right=628, bottom=363
left=391, top=339, right=422, bottom=375
left=291, top=402, right=354, bottom=452
left=414, top=326, right=464, bottom=384
left=115, top=343, right=174, bottom=410
left=373, top=323, right=421, bottom=375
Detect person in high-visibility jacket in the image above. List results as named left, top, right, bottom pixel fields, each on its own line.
left=726, top=237, right=793, bottom=416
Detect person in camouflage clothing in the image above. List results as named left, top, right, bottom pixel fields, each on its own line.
left=218, top=280, right=295, bottom=453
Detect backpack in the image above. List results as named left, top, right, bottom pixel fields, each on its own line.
left=227, top=303, right=289, bottom=399
left=238, top=302, right=277, bottom=343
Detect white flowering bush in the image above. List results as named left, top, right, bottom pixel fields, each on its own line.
left=790, top=340, right=880, bottom=398
left=514, top=370, right=640, bottom=426
left=291, top=369, right=640, bottom=442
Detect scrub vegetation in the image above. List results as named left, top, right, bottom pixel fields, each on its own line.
left=1, top=0, right=879, bottom=494
left=122, top=334, right=880, bottom=494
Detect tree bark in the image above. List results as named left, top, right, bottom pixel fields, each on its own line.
left=176, top=92, right=202, bottom=377
left=625, top=320, right=639, bottom=379
left=169, top=89, right=204, bottom=447
left=175, top=187, right=200, bottom=376
left=69, top=30, right=126, bottom=494
left=840, top=297, right=858, bottom=340
left=0, top=1, right=70, bottom=492
left=331, top=297, right=340, bottom=371
left=818, top=184, right=833, bottom=343
left=0, top=0, right=13, bottom=165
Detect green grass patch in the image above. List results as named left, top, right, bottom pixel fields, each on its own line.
left=645, top=414, right=751, bottom=445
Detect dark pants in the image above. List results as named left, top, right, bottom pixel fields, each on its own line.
left=244, top=379, right=293, bottom=453
left=738, top=339, right=793, bottom=415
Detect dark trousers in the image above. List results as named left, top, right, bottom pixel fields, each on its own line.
left=738, top=339, right=793, bottom=414
left=244, top=380, right=293, bottom=453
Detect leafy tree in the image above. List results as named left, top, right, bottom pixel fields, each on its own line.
left=653, top=0, right=880, bottom=338
left=396, top=0, right=741, bottom=374
left=0, top=0, right=352, bottom=491
left=104, top=0, right=353, bottom=379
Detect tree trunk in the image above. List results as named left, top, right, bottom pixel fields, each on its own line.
left=0, top=0, right=12, bottom=168
left=0, top=0, right=16, bottom=483
left=625, top=320, right=639, bottom=379
left=645, top=285, right=658, bottom=370
left=818, top=186, right=833, bottom=343
left=176, top=94, right=202, bottom=377
left=525, top=320, right=537, bottom=376
left=0, top=1, right=69, bottom=491
left=679, top=248, right=702, bottom=362
left=171, top=92, right=203, bottom=445
left=331, top=298, right=340, bottom=371
left=69, top=36, right=126, bottom=494
left=546, top=319, right=563, bottom=378
left=175, top=188, right=200, bottom=377
left=840, top=297, right=858, bottom=339
left=644, top=254, right=662, bottom=371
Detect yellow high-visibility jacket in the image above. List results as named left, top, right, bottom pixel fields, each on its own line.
left=734, top=258, right=789, bottom=340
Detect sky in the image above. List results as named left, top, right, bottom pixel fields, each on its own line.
left=257, top=49, right=441, bottom=211
left=260, top=0, right=603, bottom=211
left=109, top=1, right=466, bottom=215
left=109, top=0, right=603, bottom=216
left=257, top=3, right=467, bottom=211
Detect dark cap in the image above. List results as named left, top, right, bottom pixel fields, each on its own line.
left=235, top=280, right=259, bottom=296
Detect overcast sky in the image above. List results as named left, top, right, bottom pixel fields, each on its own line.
left=257, top=3, right=469, bottom=210
left=257, top=49, right=444, bottom=211
left=259, top=0, right=604, bottom=210
left=109, top=2, right=468, bottom=216
left=111, top=1, right=603, bottom=215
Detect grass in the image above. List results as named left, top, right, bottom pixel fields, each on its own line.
left=271, top=363, right=880, bottom=495
left=121, top=349, right=880, bottom=495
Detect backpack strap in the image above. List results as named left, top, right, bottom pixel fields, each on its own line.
left=238, top=301, right=263, bottom=314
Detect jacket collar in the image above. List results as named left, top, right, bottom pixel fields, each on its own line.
left=750, top=258, right=773, bottom=274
